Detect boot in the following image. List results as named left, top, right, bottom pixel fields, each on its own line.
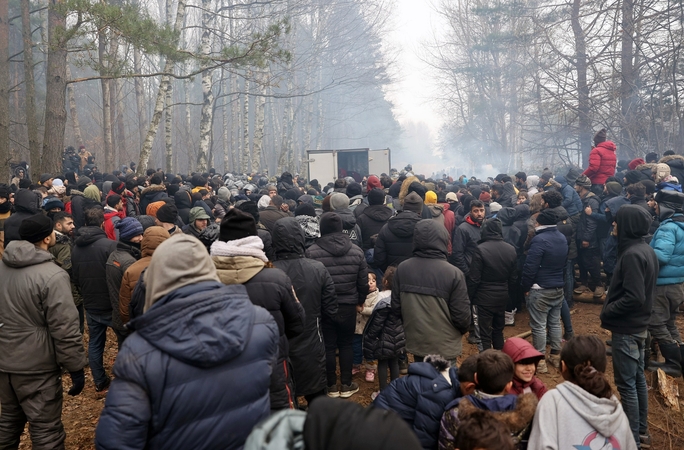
left=647, top=342, right=682, bottom=377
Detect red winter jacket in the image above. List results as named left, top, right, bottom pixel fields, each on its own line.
left=104, top=210, right=126, bottom=240
left=583, top=141, right=617, bottom=185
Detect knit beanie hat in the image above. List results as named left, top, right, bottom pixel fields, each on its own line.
left=489, top=202, right=502, bottom=213
left=297, top=195, right=314, bottom=206
left=641, top=179, right=656, bottom=195
left=156, top=203, right=178, bottom=223
left=593, top=128, right=607, bottom=146
left=346, top=182, right=363, bottom=198
left=146, top=201, right=166, bottom=218
left=425, top=191, right=438, bottom=205
left=628, top=158, right=645, bottom=170
left=330, top=193, right=350, bottom=211
left=537, top=209, right=558, bottom=225
left=217, top=186, right=231, bottom=203
left=319, top=212, right=343, bottom=235
left=52, top=178, right=64, bottom=188
left=624, top=170, right=645, bottom=185
left=258, top=195, right=271, bottom=210
left=189, top=206, right=211, bottom=223
left=136, top=215, right=157, bottom=230
left=19, top=214, right=53, bottom=243
left=403, top=192, right=423, bottom=214
left=566, top=167, right=582, bottom=185
left=368, top=188, right=385, bottom=206
left=408, top=181, right=427, bottom=200
left=653, top=163, right=671, bottom=183
left=605, top=181, right=622, bottom=196
left=43, top=197, right=64, bottom=211
left=574, top=175, right=592, bottom=189
left=479, top=192, right=491, bottom=203
left=111, top=181, right=125, bottom=194
left=40, top=173, right=53, bottom=184
left=77, top=176, right=92, bottom=191
left=116, top=217, right=143, bottom=241
left=294, top=203, right=315, bottom=218
left=219, top=208, right=257, bottom=242
left=367, top=175, right=382, bottom=192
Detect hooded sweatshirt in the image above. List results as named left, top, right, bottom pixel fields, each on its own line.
left=3, top=189, right=42, bottom=247
left=527, top=381, right=637, bottom=450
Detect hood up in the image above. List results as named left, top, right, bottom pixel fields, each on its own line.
left=2, top=240, right=54, bottom=268
left=273, top=217, right=306, bottom=257
left=412, top=219, right=448, bottom=259
left=514, top=204, right=530, bottom=221
left=174, top=189, right=192, bottom=209
left=212, top=255, right=265, bottom=284
left=13, top=189, right=42, bottom=214
left=497, top=207, right=517, bottom=226
left=140, top=226, right=171, bottom=257
left=616, top=205, right=651, bottom=255
left=335, top=208, right=357, bottom=230
left=427, top=204, right=444, bottom=218
left=141, top=184, right=166, bottom=197
left=555, top=175, right=569, bottom=188
left=556, top=382, right=628, bottom=439
left=74, top=226, right=109, bottom=247
left=316, top=232, right=352, bottom=257
left=361, top=204, right=394, bottom=222
left=387, top=211, right=420, bottom=238
left=480, top=218, right=504, bottom=242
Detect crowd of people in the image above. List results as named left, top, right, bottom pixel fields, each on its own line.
left=0, top=128, right=681, bottom=449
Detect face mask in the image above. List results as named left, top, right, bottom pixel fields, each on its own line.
left=0, top=201, right=10, bottom=214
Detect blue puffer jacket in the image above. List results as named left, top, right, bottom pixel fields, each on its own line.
left=650, top=215, right=684, bottom=285
left=373, top=357, right=461, bottom=450
left=95, top=282, right=279, bottom=450
left=555, top=176, right=582, bottom=216
left=521, top=226, right=568, bottom=292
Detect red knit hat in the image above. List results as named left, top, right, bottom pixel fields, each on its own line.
left=367, top=175, right=382, bottom=192
left=628, top=158, right=645, bottom=170
left=479, top=192, right=492, bottom=202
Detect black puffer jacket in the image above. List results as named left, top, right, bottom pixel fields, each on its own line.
left=577, top=193, right=601, bottom=248
left=356, top=205, right=393, bottom=250
left=306, top=232, right=369, bottom=306
left=72, top=226, right=118, bottom=313
left=257, top=228, right=275, bottom=261
left=3, top=189, right=42, bottom=247
left=513, top=205, right=530, bottom=255
left=467, top=219, right=517, bottom=308
left=174, top=190, right=192, bottom=225
left=362, top=293, right=405, bottom=361
left=272, top=218, right=338, bottom=396
left=336, top=208, right=362, bottom=248
left=449, top=215, right=482, bottom=275
left=497, top=207, right=522, bottom=252
left=373, top=211, right=421, bottom=270
left=139, top=184, right=168, bottom=216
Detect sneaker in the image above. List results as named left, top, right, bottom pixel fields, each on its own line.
left=593, top=286, right=606, bottom=298
left=547, top=354, right=561, bottom=369
left=326, top=385, right=340, bottom=398
left=370, top=391, right=380, bottom=401
left=365, top=369, right=376, bottom=382
left=639, top=433, right=652, bottom=448
left=340, top=382, right=360, bottom=398
left=95, top=377, right=111, bottom=392
left=574, top=285, right=591, bottom=295
left=537, top=359, right=549, bottom=374
left=399, top=359, right=408, bottom=375
left=505, top=310, right=516, bottom=326
left=352, top=365, right=361, bottom=375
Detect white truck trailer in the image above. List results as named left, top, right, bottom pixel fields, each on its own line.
left=306, top=148, right=391, bottom=184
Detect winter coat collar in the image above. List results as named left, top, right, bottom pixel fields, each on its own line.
left=2, top=240, right=54, bottom=268
left=212, top=255, right=265, bottom=284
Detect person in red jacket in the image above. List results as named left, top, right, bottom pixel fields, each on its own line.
left=583, top=128, right=617, bottom=195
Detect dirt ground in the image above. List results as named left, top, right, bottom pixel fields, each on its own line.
left=18, top=300, right=684, bottom=449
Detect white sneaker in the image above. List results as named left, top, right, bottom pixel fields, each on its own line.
left=505, top=309, right=516, bottom=326
left=537, top=359, right=549, bottom=374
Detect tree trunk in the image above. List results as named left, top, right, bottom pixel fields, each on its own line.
left=0, top=0, right=9, bottom=180
left=115, top=78, right=127, bottom=167
left=21, top=0, right=40, bottom=173
left=572, top=0, right=591, bottom=167
left=98, top=28, right=114, bottom=172
left=197, top=0, right=214, bottom=172
left=133, top=48, right=146, bottom=150
left=164, top=0, right=174, bottom=173
left=620, top=0, right=636, bottom=156
left=65, top=65, right=83, bottom=148
left=137, top=0, right=185, bottom=175
left=252, top=72, right=265, bottom=173
left=41, top=0, right=68, bottom=174
left=222, top=70, right=230, bottom=172
left=241, top=76, right=250, bottom=174
left=231, top=75, right=239, bottom=172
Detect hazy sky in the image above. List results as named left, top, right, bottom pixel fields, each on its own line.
left=383, top=0, right=444, bottom=135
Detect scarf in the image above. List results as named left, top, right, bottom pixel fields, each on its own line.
left=210, top=235, right=268, bottom=262
left=511, top=376, right=547, bottom=400
left=465, top=215, right=482, bottom=227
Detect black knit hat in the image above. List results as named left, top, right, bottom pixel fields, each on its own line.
left=594, top=128, right=607, bottom=146
left=536, top=209, right=558, bottom=226
left=346, top=182, right=363, bottom=197
left=19, top=214, right=53, bottom=243
left=219, top=208, right=257, bottom=242
left=319, top=212, right=343, bottom=236
left=368, top=188, right=385, bottom=206
left=156, top=203, right=178, bottom=224
left=237, top=201, right=260, bottom=223
left=111, top=180, right=125, bottom=194
left=295, top=203, right=316, bottom=217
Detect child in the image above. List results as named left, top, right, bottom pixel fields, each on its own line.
left=354, top=272, right=380, bottom=381
left=362, top=267, right=403, bottom=398
left=502, top=337, right=548, bottom=400
left=527, top=336, right=638, bottom=450
left=374, top=354, right=478, bottom=450
left=454, top=410, right=515, bottom=450
left=439, top=350, right=537, bottom=450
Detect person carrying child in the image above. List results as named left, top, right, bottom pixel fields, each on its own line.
left=439, top=350, right=537, bottom=450
left=502, top=338, right=548, bottom=400
left=527, top=335, right=637, bottom=450
left=354, top=272, right=381, bottom=381
left=362, top=267, right=404, bottom=399
left=374, top=354, right=477, bottom=450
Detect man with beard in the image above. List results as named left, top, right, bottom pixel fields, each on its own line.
left=50, top=212, right=85, bottom=333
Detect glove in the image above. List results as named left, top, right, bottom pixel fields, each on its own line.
left=68, top=370, right=85, bottom=396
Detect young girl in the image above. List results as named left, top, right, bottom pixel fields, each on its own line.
left=362, top=267, right=405, bottom=398
left=502, top=337, right=548, bottom=400
left=354, top=272, right=380, bottom=381
left=527, top=336, right=638, bottom=450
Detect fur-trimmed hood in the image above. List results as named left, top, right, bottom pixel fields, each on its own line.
left=398, top=176, right=420, bottom=205
left=141, top=184, right=167, bottom=196
left=635, top=163, right=657, bottom=172
left=458, top=392, right=538, bottom=436
left=660, top=154, right=684, bottom=164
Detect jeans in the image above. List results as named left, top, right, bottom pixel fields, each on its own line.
left=477, top=304, right=505, bottom=351
left=648, top=283, right=684, bottom=345
left=560, top=297, right=574, bottom=338
left=378, top=358, right=399, bottom=391
left=578, top=247, right=601, bottom=290
left=353, top=334, right=363, bottom=365
left=86, top=310, right=122, bottom=386
left=527, top=287, right=563, bottom=354
left=611, top=331, right=648, bottom=445
left=564, top=259, right=575, bottom=307
left=322, top=304, right=356, bottom=387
